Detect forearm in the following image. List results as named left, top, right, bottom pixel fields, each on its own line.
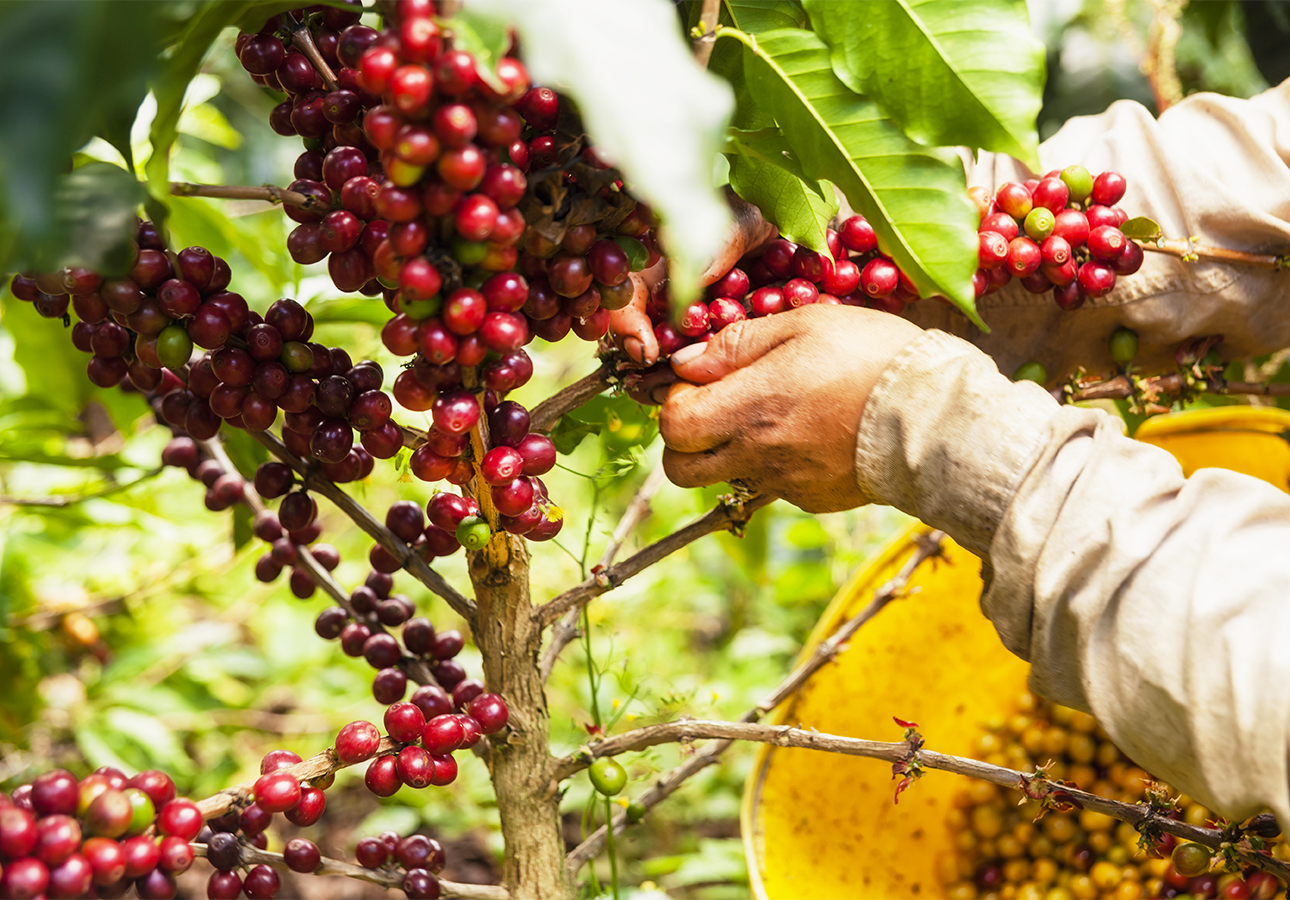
left=856, top=330, right=1290, bottom=824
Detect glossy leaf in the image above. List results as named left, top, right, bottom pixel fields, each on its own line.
left=723, top=27, right=983, bottom=326
left=451, top=7, right=513, bottom=93
left=1120, top=216, right=1163, bottom=241
left=726, top=129, right=836, bottom=254
left=467, top=0, right=734, bottom=304
left=802, top=0, right=1044, bottom=168
left=0, top=0, right=163, bottom=274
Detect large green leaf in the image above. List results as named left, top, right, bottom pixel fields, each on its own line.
left=0, top=1, right=164, bottom=274
left=721, top=0, right=805, bottom=32
left=722, top=28, right=982, bottom=326
left=725, top=130, right=836, bottom=255
left=801, top=0, right=1044, bottom=169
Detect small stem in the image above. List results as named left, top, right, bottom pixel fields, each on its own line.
left=190, top=840, right=508, bottom=899
left=1139, top=238, right=1286, bottom=270
left=1062, top=371, right=1290, bottom=404
left=291, top=25, right=339, bottom=92
left=535, top=493, right=773, bottom=628
left=529, top=367, right=612, bottom=434
left=169, top=182, right=319, bottom=210
left=0, top=466, right=162, bottom=507
left=692, top=0, right=721, bottom=67
left=604, top=795, right=620, bottom=900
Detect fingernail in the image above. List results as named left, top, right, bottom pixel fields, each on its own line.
left=670, top=343, right=706, bottom=366
left=624, top=337, right=644, bottom=363
left=650, top=384, right=673, bottom=404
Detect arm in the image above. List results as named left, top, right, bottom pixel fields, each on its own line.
left=662, top=306, right=1290, bottom=825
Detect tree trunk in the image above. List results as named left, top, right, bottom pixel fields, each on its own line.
left=470, top=534, right=570, bottom=899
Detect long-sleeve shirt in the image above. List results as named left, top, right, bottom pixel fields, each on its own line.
left=854, top=328, right=1290, bottom=827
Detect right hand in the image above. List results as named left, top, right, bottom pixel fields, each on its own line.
left=659, top=305, right=924, bottom=513
left=608, top=193, right=778, bottom=367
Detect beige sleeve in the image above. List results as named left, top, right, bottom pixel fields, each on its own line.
left=904, top=77, right=1290, bottom=382
left=856, top=329, right=1290, bottom=825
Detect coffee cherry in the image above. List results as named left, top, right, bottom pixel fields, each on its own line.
left=1013, top=361, right=1047, bottom=384
left=35, top=814, right=82, bottom=866
left=1059, top=164, right=1094, bottom=202
left=81, top=836, right=127, bottom=886
left=466, top=693, right=509, bottom=734
left=1031, top=177, right=1070, bottom=213
left=1090, top=170, right=1127, bottom=206
left=158, top=834, right=194, bottom=874
left=1087, top=225, right=1127, bottom=261
left=589, top=758, right=627, bottom=796
left=1023, top=207, right=1055, bottom=241
left=431, top=390, right=479, bottom=433
left=364, top=632, right=402, bottom=669
left=860, top=259, right=899, bottom=298
left=386, top=500, right=426, bottom=543
left=284, top=838, right=322, bottom=874
left=995, top=182, right=1033, bottom=220
left=978, top=231, right=1009, bottom=269
left=242, top=864, right=280, bottom=900
left=1077, top=260, right=1116, bottom=298
left=1006, top=237, right=1041, bottom=277
left=365, top=754, right=403, bottom=797
left=253, top=771, right=301, bottom=814
left=284, top=786, right=326, bottom=826
left=1109, top=326, right=1139, bottom=364
left=0, top=806, right=38, bottom=857
left=86, top=788, right=132, bottom=838
left=335, top=720, right=381, bottom=764
left=1113, top=240, right=1144, bottom=275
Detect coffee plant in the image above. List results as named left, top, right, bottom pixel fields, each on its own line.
left=3, top=1, right=1289, bottom=898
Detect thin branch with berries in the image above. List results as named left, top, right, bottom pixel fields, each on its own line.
left=562, top=529, right=946, bottom=870
left=191, top=841, right=508, bottom=899
left=534, top=491, right=774, bottom=628
left=528, top=366, right=614, bottom=434
left=557, top=719, right=1290, bottom=881
left=252, top=430, right=477, bottom=620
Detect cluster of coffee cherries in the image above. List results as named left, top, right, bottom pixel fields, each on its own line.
left=157, top=440, right=343, bottom=598
left=942, top=691, right=1286, bottom=900
left=333, top=681, right=509, bottom=800
left=8, top=222, right=245, bottom=400
left=971, top=166, right=1143, bottom=310
left=236, top=1, right=663, bottom=537
left=0, top=765, right=205, bottom=899
left=352, top=831, right=446, bottom=900
left=313, top=565, right=469, bottom=704
left=633, top=213, right=902, bottom=363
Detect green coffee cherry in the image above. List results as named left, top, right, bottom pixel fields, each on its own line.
left=613, top=236, right=650, bottom=272
left=626, top=800, right=646, bottom=823
left=155, top=325, right=193, bottom=370
left=456, top=516, right=492, bottom=550
left=1109, top=326, right=1139, bottom=365
left=281, top=341, right=315, bottom=373
left=1013, top=361, right=1047, bottom=385
left=123, top=788, right=155, bottom=836
left=452, top=236, right=489, bottom=266
left=401, top=294, right=443, bottom=320
left=1023, top=207, right=1055, bottom=241
left=589, top=758, right=627, bottom=796
left=1060, top=165, right=1094, bottom=203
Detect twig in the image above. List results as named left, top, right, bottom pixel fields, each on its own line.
left=534, top=493, right=773, bottom=628
left=0, top=467, right=163, bottom=507
left=1139, top=238, right=1287, bottom=270
left=169, top=182, right=320, bottom=211
left=692, top=0, right=721, bottom=67
left=529, top=368, right=612, bottom=434
left=291, top=25, right=339, bottom=92
left=561, top=720, right=1290, bottom=881
left=1063, top=371, right=1290, bottom=404
left=539, top=467, right=669, bottom=680
left=191, top=842, right=508, bottom=899
left=202, top=436, right=439, bottom=687
left=251, top=430, right=476, bottom=620
left=563, top=529, right=946, bottom=871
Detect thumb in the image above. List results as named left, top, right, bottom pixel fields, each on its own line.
left=669, top=312, right=802, bottom=385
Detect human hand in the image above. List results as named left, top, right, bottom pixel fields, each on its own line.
left=659, top=305, right=924, bottom=513
left=609, top=193, right=777, bottom=366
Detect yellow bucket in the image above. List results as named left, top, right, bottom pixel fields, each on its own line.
left=742, top=405, right=1290, bottom=899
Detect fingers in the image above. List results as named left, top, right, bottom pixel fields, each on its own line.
left=669, top=312, right=802, bottom=385
left=700, top=192, right=779, bottom=286
left=608, top=271, right=658, bottom=365
left=659, top=377, right=762, bottom=453
left=663, top=445, right=741, bottom=489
